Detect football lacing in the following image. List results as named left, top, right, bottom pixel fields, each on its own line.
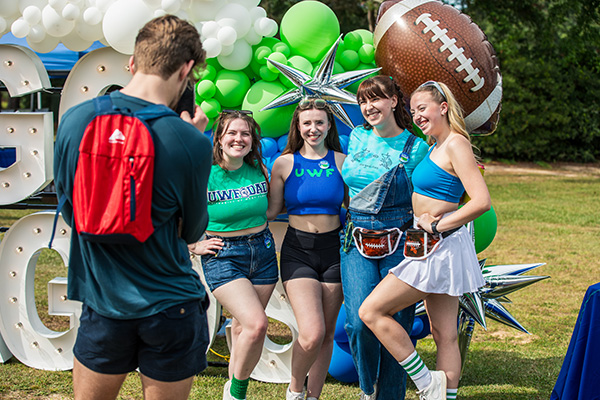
left=414, top=13, right=485, bottom=92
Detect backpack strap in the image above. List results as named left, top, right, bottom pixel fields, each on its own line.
left=48, top=194, right=68, bottom=249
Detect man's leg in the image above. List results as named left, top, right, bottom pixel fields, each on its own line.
left=140, top=374, right=195, bottom=400
left=73, top=357, right=127, bottom=400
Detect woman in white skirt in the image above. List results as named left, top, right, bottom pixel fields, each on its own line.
left=358, top=81, right=490, bottom=400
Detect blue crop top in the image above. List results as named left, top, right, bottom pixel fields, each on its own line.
left=412, top=144, right=465, bottom=203
left=284, top=150, right=344, bottom=215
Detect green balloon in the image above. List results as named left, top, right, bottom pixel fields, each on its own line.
left=339, top=50, right=360, bottom=71
left=242, top=80, right=296, bottom=138
left=343, top=31, right=363, bottom=51
left=214, top=70, right=251, bottom=108
left=200, top=98, right=221, bottom=119
left=254, top=45, right=271, bottom=65
left=473, top=205, right=498, bottom=253
left=272, top=42, right=291, bottom=57
left=353, top=29, right=374, bottom=45
left=196, top=80, right=216, bottom=99
left=259, top=65, right=278, bottom=81
left=195, top=64, right=217, bottom=81
left=358, top=44, right=375, bottom=64
left=280, top=1, right=340, bottom=62
left=288, top=55, right=313, bottom=74
left=267, top=51, right=287, bottom=73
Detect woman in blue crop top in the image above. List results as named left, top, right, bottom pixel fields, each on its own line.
left=359, top=81, right=490, bottom=400
left=268, top=98, right=347, bottom=400
left=188, top=111, right=278, bottom=400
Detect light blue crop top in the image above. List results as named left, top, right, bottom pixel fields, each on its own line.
left=342, top=126, right=429, bottom=198
left=284, top=150, right=344, bottom=215
left=412, top=144, right=465, bottom=203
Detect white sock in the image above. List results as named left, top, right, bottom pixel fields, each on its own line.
left=399, top=350, right=432, bottom=391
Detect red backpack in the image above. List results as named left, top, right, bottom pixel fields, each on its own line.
left=52, top=95, right=177, bottom=245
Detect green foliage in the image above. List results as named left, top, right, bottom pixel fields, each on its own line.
left=462, top=0, right=600, bottom=161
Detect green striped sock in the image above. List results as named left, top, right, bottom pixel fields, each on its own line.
left=230, top=375, right=249, bottom=400
left=447, top=388, right=458, bottom=399
left=399, top=350, right=431, bottom=391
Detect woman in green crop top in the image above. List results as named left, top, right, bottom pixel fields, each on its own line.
left=188, top=110, right=277, bottom=400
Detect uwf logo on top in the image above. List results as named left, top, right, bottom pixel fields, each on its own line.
left=208, top=182, right=268, bottom=204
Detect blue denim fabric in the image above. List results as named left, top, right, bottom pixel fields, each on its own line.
left=201, top=227, right=278, bottom=291
left=341, top=158, right=416, bottom=399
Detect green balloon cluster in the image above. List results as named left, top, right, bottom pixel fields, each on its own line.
left=473, top=205, right=498, bottom=253
left=194, top=1, right=378, bottom=138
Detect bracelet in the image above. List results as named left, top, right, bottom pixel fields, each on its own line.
left=431, top=220, right=440, bottom=235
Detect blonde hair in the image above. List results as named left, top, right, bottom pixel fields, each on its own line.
left=412, top=81, right=469, bottom=145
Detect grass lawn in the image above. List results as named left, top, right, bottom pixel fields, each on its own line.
left=0, top=162, right=598, bottom=399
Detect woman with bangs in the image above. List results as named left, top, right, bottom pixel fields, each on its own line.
left=340, top=75, right=429, bottom=399
left=359, top=81, right=490, bottom=400
left=268, top=98, right=347, bottom=400
left=189, top=110, right=277, bottom=400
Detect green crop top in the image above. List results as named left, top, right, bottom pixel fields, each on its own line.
left=206, top=163, right=268, bottom=232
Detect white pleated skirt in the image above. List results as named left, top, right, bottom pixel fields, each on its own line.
left=390, top=222, right=485, bottom=297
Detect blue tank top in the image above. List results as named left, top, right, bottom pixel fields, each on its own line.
left=412, top=144, right=465, bottom=203
left=284, top=150, right=344, bottom=215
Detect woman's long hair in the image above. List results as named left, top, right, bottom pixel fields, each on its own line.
left=212, top=111, right=269, bottom=184
left=411, top=81, right=469, bottom=145
left=356, top=75, right=413, bottom=133
left=282, top=98, right=342, bottom=155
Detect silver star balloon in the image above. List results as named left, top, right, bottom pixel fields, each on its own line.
left=260, top=36, right=380, bottom=129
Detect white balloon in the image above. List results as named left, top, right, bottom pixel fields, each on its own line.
left=62, top=4, right=81, bottom=21
left=175, top=9, right=188, bottom=21
left=249, top=6, right=267, bottom=22
left=43, top=5, right=75, bottom=37
left=61, top=31, right=93, bottom=51
left=27, top=34, right=60, bottom=53
left=244, top=27, right=261, bottom=46
left=48, top=0, right=68, bottom=11
left=153, top=9, right=167, bottom=18
left=23, top=6, right=42, bottom=25
left=236, top=0, right=261, bottom=9
left=217, top=40, right=252, bottom=71
left=11, top=18, right=30, bottom=38
left=201, top=20, right=219, bottom=39
left=217, top=26, right=237, bottom=47
left=0, top=17, right=7, bottom=34
left=219, top=43, right=233, bottom=57
left=161, top=0, right=180, bottom=14
left=143, top=0, right=161, bottom=7
left=83, top=6, right=102, bottom=25
left=102, top=0, right=153, bottom=54
left=0, top=0, right=19, bottom=18
left=202, top=37, right=221, bottom=59
left=187, top=1, right=219, bottom=22
left=255, top=17, right=277, bottom=37
left=27, top=24, right=46, bottom=43
left=95, top=0, right=115, bottom=13
left=20, top=0, right=47, bottom=14
left=76, top=15, right=104, bottom=41
left=216, top=4, right=251, bottom=38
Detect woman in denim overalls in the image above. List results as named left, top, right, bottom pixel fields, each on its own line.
left=341, top=76, right=429, bottom=399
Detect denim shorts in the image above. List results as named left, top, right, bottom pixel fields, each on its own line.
left=73, top=299, right=209, bottom=382
left=201, top=227, right=279, bottom=291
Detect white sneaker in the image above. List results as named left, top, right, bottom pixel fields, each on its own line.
left=223, top=380, right=246, bottom=400
left=416, top=370, right=447, bottom=400
left=286, top=385, right=306, bottom=400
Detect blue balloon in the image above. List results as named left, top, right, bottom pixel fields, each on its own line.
left=334, top=305, right=349, bottom=344
left=260, top=137, right=278, bottom=158
left=339, top=135, right=349, bottom=154
left=277, top=134, right=289, bottom=151
left=329, top=341, right=359, bottom=383
left=410, top=314, right=431, bottom=341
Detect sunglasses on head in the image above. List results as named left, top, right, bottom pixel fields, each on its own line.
left=298, top=97, right=328, bottom=110
left=221, top=109, right=253, bottom=116
left=419, top=80, right=447, bottom=101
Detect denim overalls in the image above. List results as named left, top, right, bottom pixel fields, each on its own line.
left=340, top=134, right=416, bottom=400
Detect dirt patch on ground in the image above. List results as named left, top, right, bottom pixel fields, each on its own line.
left=483, top=161, right=600, bottom=177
